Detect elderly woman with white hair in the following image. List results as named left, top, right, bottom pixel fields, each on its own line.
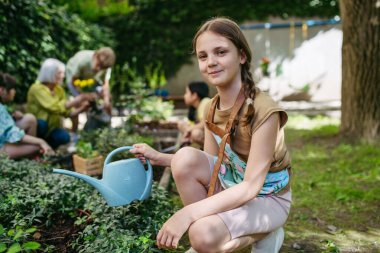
left=27, top=58, right=95, bottom=149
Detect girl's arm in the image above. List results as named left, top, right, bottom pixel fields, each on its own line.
left=185, top=113, right=280, bottom=222
left=130, top=143, right=174, bottom=167
left=21, top=135, right=54, bottom=155
left=203, top=125, right=219, bottom=156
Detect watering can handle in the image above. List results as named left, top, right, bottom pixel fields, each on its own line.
left=104, top=146, right=152, bottom=170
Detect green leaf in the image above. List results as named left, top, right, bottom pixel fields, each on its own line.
left=0, top=243, right=6, bottom=253
left=25, top=228, right=37, bottom=234
left=13, top=230, right=23, bottom=240
left=7, top=229, right=14, bottom=237
left=6, top=243, right=21, bottom=253
left=22, top=242, right=41, bottom=250
left=0, top=225, right=4, bottom=235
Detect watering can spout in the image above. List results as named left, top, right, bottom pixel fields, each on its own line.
left=53, top=169, right=126, bottom=206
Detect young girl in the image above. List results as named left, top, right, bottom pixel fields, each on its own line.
left=130, top=17, right=291, bottom=253
left=0, top=72, right=53, bottom=159
left=178, top=81, right=211, bottom=146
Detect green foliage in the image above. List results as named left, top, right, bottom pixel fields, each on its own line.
left=73, top=0, right=339, bottom=77
left=0, top=152, right=180, bottom=252
left=0, top=0, right=115, bottom=102
left=80, top=127, right=154, bottom=161
left=284, top=114, right=380, bottom=252
left=0, top=224, right=41, bottom=253
left=110, top=62, right=174, bottom=121
left=72, top=184, right=183, bottom=253
left=0, top=157, right=94, bottom=228
left=76, top=140, right=99, bottom=159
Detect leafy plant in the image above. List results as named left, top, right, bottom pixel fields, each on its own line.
left=80, top=127, right=154, bottom=161
left=72, top=184, right=183, bottom=253
left=0, top=0, right=115, bottom=102
left=110, top=62, right=173, bottom=122
left=76, top=140, right=99, bottom=159
left=0, top=224, right=41, bottom=253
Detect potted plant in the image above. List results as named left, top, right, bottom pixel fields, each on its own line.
left=73, top=141, right=103, bottom=175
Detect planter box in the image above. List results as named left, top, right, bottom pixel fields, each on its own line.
left=72, top=154, right=104, bottom=175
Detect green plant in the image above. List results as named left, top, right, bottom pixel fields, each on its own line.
left=110, top=62, right=173, bottom=122
left=94, top=127, right=154, bottom=161
left=0, top=224, right=41, bottom=253
left=76, top=140, right=99, bottom=158
left=72, top=184, right=184, bottom=253
left=0, top=0, right=115, bottom=102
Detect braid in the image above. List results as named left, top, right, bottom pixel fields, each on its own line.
left=241, top=62, right=256, bottom=124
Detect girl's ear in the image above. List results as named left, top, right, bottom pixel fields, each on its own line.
left=240, top=50, right=247, bottom=64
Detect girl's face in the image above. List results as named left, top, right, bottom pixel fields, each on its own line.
left=0, top=88, right=15, bottom=103
left=195, top=31, right=246, bottom=88
left=183, top=87, right=197, bottom=106
left=54, top=67, right=65, bottom=85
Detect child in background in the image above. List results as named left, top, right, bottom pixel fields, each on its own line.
left=0, top=72, right=53, bottom=159
left=131, top=17, right=291, bottom=253
left=177, top=81, right=210, bottom=147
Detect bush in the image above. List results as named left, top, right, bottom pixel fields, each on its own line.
left=0, top=0, right=115, bottom=102
left=0, top=154, right=180, bottom=252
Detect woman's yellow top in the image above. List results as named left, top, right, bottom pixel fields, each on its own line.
left=26, top=81, right=71, bottom=135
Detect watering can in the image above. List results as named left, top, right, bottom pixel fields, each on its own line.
left=53, top=146, right=153, bottom=207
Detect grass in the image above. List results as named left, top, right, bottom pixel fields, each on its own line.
left=281, top=114, right=380, bottom=253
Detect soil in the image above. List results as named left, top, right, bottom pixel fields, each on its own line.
left=36, top=213, right=85, bottom=252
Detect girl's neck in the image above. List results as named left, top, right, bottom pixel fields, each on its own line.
left=217, top=83, right=243, bottom=110
left=192, top=98, right=201, bottom=109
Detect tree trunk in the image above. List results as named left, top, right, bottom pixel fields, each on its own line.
left=339, top=0, right=380, bottom=141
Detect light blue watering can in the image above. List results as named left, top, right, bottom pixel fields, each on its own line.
left=53, top=146, right=153, bottom=207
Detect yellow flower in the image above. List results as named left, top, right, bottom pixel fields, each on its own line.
left=74, top=79, right=81, bottom=86
left=87, top=79, right=94, bottom=85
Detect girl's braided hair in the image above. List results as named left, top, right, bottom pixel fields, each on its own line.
left=192, top=17, right=257, bottom=124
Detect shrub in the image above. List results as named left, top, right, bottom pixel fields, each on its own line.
left=0, top=0, right=115, bottom=102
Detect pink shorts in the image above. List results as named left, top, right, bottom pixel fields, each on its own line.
left=204, top=152, right=292, bottom=239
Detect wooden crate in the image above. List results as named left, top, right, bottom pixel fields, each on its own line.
left=72, top=154, right=104, bottom=175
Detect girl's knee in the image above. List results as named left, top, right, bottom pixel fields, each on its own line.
left=171, top=147, right=201, bottom=178
left=23, top=113, right=37, bottom=125
left=188, top=221, right=220, bottom=253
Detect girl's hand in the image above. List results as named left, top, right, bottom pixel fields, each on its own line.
left=129, top=143, right=162, bottom=166
left=12, top=111, right=24, bottom=120
left=40, top=141, right=54, bottom=155
left=157, top=208, right=192, bottom=249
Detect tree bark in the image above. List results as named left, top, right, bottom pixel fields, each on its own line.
left=339, top=0, right=380, bottom=141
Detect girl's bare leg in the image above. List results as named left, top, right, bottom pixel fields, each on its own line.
left=2, top=143, right=40, bottom=159
left=15, top=113, right=37, bottom=136
left=171, top=147, right=269, bottom=252
left=170, top=147, right=213, bottom=205
left=188, top=215, right=267, bottom=253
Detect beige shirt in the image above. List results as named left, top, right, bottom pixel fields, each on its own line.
left=196, top=97, right=211, bottom=122
left=204, top=90, right=290, bottom=172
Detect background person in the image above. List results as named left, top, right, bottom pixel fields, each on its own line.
left=177, top=81, right=210, bottom=147
left=27, top=58, right=95, bottom=149
left=0, top=72, right=53, bottom=159
left=65, top=47, right=116, bottom=130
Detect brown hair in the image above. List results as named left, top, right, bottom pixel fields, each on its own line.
left=0, top=72, right=18, bottom=91
left=95, top=47, right=116, bottom=69
left=192, top=17, right=256, bottom=123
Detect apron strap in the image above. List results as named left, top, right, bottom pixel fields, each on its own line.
left=207, top=88, right=246, bottom=197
